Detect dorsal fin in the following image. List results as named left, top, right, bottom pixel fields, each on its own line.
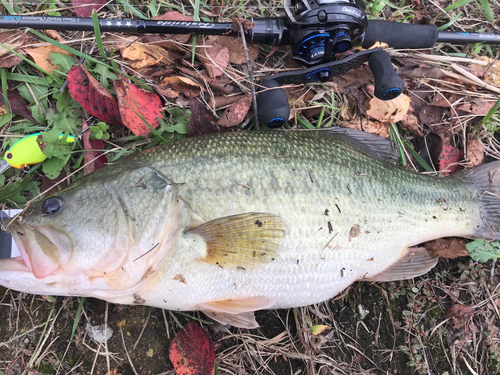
left=327, top=127, right=399, bottom=165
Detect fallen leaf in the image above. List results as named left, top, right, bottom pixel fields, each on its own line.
left=397, top=66, right=445, bottom=80
left=466, top=140, right=484, bottom=167
left=151, top=12, right=193, bottom=49
left=188, top=97, right=219, bottom=136
left=169, top=321, right=215, bottom=375
left=0, top=31, right=28, bottom=68
left=439, top=142, right=461, bottom=175
left=44, top=30, right=66, bottom=42
left=311, top=325, right=330, bottom=336
left=82, top=121, right=107, bottom=175
left=0, top=90, right=38, bottom=123
left=157, top=76, right=200, bottom=99
left=366, top=94, right=411, bottom=123
left=470, top=56, right=500, bottom=87
left=457, top=100, right=496, bottom=115
left=330, top=65, right=373, bottom=94
left=72, top=0, right=106, bottom=17
left=217, top=94, right=252, bottom=127
left=114, top=78, right=163, bottom=137
left=41, top=168, right=68, bottom=197
left=444, top=304, right=473, bottom=329
left=121, top=43, right=166, bottom=69
left=25, top=44, right=73, bottom=73
left=68, top=65, right=122, bottom=125
left=213, top=36, right=259, bottom=65
left=399, top=112, right=422, bottom=137
left=426, top=238, right=469, bottom=259
left=340, top=118, right=390, bottom=138
left=203, top=43, right=229, bottom=79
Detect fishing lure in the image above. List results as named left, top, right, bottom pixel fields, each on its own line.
left=0, top=133, right=75, bottom=173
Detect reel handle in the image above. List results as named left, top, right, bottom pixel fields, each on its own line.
left=368, top=49, right=405, bottom=100
left=256, top=79, right=290, bottom=128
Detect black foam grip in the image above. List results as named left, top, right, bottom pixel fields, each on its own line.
left=257, top=79, right=290, bottom=128
left=368, top=49, right=405, bottom=100
left=362, top=20, right=438, bottom=49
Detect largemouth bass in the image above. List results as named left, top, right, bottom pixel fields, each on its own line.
left=2, top=129, right=499, bottom=328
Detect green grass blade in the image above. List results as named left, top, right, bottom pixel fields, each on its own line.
left=1, top=69, right=10, bottom=118
left=444, top=0, right=473, bottom=11
left=477, top=0, right=494, bottom=22
left=91, top=10, right=108, bottom=62
left=481, top=97, right=500, bottom=125
left=437, top=12, right=463, bottom=31
left=1, top=0, right=15, bottom=14
left=400, top=138, right=434, bottom=172
left=70, top=297, right=85, bottom=342
left=297, top=115, right=315, bottom=129
left=117, top=0, right=148, bottom=19
left=389, top=123, right=406, bottom=167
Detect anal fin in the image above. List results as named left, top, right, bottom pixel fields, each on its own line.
left=198, top=296, right=276, bottom=329
left=365, top=247, right=438, bottom=282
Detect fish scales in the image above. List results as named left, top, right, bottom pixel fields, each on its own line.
left=3, top=130, right=498, bottom=328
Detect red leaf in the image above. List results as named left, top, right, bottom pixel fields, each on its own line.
left=72, top=0, right=106, bottom=17
left=188, top=97, right=219, bottom=136
left=438, top=143, right=461, bottom=175
left=67, top=65, right=122, bottom=125
left=169, top=322, right=215, bottom=375
left=0, top=89, right=38, bottom=123
left=114, top=78, right=163, bottom=137
left=41, top=168, right=68, bottom=197
left=82, top=121, right=108, bottom=175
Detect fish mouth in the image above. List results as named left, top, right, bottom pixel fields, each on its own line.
left=7, top=222, right=68, bottom=279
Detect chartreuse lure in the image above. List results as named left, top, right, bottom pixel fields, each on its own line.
left=0, top=133, right=75, bottom=173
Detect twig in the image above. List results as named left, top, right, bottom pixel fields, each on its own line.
left=119, top=325, right=139, bottom=375
left=450, top=63, right=500, bottom=95
left=238, top=21, right=260, bottom=129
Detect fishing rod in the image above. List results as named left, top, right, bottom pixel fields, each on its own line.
left=2, top=0, right=500, bottom=127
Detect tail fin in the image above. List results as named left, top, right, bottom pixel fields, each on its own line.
left=461, top=161, right=500, bottom=241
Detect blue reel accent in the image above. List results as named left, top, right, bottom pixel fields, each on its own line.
left=382, top=88, right=402, bottom=100
left=304, top=68, right=332, bottom=82
left=296, top=33, right=330, bottom=60
left=267, top=118, right=286, bottom=127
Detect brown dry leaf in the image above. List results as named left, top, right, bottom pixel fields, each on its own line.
left=44, top=30, right=66, bottom=42
left=470, top=56, right=500, bottom=87
left=121, top=43, right=166, bottom=69
left=215, top=36, right=259, bottom=64
left=340, top=118, right=390, bottom=138
left=466, top=140, right=485, bottom=167
left=217, top=94, right=252, bottom=127
left=157, top=76, right=200, bottom=99
left=426, top=238, right=469, bottom=259
left=152, top=12, right=193, bottom=48
left=418, top=105, right=447, bottom=125
left=0, top=31, right=28, bottom=68
left=25, top=44, right=72, bottom=73
left=204, top=43, right=229, bottom=79
left=397, top=66, right=446, bottom=80
left=400, top=112, right=422, bottom=137
left=366, top=94, right=411, bottom=123
left=456, top=100, right=496, bottom=115
left=444, top=304, right=474, bottom=329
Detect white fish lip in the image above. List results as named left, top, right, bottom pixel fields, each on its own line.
left=1, top=224, right=30, bottom=273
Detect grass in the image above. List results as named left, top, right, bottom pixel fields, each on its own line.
left=0, top=0, right=499, bottom=374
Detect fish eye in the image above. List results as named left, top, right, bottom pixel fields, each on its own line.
left=43, top=196, right=64, bottom=215
left=6, top=152, right=12, bottom=159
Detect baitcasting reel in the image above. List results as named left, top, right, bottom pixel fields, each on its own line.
left=257, top=0, right=403, bottom=127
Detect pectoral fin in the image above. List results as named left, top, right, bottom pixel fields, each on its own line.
left=365, top=247, right=438, bottom=282
left=187, top=213, right=286, bottom=270
left=198, top=296, right=276, bottom=328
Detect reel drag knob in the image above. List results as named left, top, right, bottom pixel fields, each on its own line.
left=257, top=79, right=290, bottom=128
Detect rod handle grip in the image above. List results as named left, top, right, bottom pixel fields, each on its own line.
left=369, top=49, right=405, bottom=101
left=257, top=79, right=290, bottom=127
left=362, top=20, right=438, bottom=49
